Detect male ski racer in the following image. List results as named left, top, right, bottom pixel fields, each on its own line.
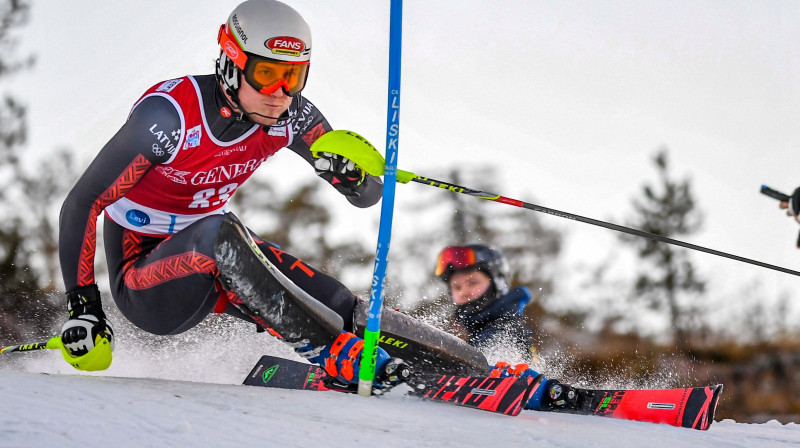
left=57, top=0, right=396, bottom=385
left=56, top=0, right=578, bottom=409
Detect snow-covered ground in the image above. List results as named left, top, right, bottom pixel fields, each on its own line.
left=3, top=324, right=799, bottom=448
left=3, top=369, right=799, bottom=448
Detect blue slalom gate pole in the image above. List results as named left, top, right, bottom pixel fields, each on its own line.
left=358, top=0, right=403, bottom=396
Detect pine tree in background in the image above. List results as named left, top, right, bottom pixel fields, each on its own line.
left=622, top=150, right=705, bottom=353
left=0, top=0, right=64, bottom=342
left=0, top=0, right=34, bottom=77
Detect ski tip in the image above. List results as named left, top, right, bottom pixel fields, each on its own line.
left=702, top=384, right=724, bottom=430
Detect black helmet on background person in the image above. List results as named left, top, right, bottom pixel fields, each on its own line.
left=434, top=244, right=510, bottom=297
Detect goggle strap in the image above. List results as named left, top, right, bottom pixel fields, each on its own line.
left=217, top=23, right=248, bottom=70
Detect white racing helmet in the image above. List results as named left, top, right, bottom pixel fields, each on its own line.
left=216, top=0, right=312, bottom=102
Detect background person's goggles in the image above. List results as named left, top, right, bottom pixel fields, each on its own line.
left=434, top=246, right=479, bottom=277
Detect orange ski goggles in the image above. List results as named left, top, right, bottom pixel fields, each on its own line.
left=218, top=25, right=310, bottom=96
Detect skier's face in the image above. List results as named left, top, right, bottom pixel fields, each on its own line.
left=234, top=76, right=293, bottom=125
left=448, top=270, right=492, bottom=305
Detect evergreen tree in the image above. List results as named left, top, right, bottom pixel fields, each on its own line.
left=622, top=150, right=705, bottom=353
left=0, top=0, right=63, bottom=342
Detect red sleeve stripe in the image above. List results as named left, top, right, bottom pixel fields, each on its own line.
left=78, top=154, right=152, bottom=286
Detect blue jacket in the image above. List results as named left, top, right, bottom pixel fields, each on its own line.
left=455, top=286, right=534, bottom=362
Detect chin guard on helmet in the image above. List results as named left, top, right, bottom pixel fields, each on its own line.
left=217, top=52, right=241, bottom=96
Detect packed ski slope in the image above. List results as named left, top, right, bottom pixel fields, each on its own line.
left=2, top=369, right=798, bottom=448
left=2, top=329, right=798, bottom=448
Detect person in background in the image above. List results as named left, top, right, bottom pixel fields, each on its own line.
left=434, top=244, right=537, bottom=364
left=435, top=244, right=580, bottom=411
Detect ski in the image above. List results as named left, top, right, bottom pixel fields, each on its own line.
left=243, top=355, right=541, bottom=416
left=555, top=384, right=724, bottom=430
left=243, top=355, right=722, bottom=428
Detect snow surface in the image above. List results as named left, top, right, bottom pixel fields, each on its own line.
left=2, top=319, right=798, bottom=447
left=3, top=345, right=799, bottom=448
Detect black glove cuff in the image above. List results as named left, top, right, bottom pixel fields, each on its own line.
left=66, top=284, right=105, bottom=318
left=336, top=177, right=367, bottom=197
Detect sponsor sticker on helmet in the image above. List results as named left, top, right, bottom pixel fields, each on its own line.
left=230, top=14, right=248, bottom=44
left=265, top=36, right=306, bottom=57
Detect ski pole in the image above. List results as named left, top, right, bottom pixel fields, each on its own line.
left=311, top=131, right=800, bottom=278
left=760, top=185, right=800, bottom=248
left=402, top=177, right=800, bottom=276
left=760, top=185, right=790, bottom=202
left=0, top=336, right=62, bottom=355
left=358, top=0, right=403, bottom=397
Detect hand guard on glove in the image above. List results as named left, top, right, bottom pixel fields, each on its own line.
left=61, top=314, right=114, bottom=357
left=60, top=284, right=114, bottom=371
left=314, top=152, right=367, bottom=197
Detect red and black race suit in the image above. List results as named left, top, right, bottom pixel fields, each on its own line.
left=59, top=74, right=380, bottom=335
